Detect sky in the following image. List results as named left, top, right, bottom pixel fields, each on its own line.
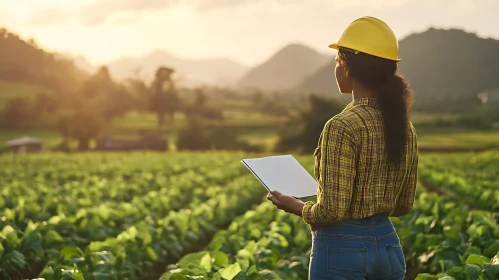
left=0, top=0, right=497, bottom=67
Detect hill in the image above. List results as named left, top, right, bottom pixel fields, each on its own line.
left=295, top=28, right=499, bottom=112
left=237, top=44, right=331, bottom=91
left=0, top=80, right=52, bottom=109
left=105, top=50, right=248, bottom=86
left=0, top=28, right=87, bottom=94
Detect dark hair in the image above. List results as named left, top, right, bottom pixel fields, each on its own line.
left=338, top=48, right=414, bottom=164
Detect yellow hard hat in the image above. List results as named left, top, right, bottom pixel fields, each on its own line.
left=329, top=16, right=400, bottom=62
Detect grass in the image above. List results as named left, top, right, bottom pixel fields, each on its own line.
left=0, top=80, right=52, bottom=109
left=239, top=126, right=499, bottom=153
left=416, top=127, right=499, bottom=149
left=410, top=112, right=460, bottom=124
left=1, top=97, right=498, bottom=153
left=238, top=129, right=280, bottom=152
left=112, top=110, right=286, bottom=133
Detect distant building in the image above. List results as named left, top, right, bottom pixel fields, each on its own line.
left=95, top=135, right=168, bottom=151
left=7, top=137, right=44, bottom=153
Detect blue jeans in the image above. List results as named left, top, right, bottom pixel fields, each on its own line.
left=309, top=214, right=406, bottom=280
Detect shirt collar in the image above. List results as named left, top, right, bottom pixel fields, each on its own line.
left=353, top=97, right=379, bottom=108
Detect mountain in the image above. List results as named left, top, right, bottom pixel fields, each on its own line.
left=55, top=52, right=96, bottom=74
left=0, top=29, right=87, bottom=93
left=104, top=50, right=248, bottom=86
left=236, top=44, right=331, bottom=91
left=295, top=28, right=499, bottom=111
left=72, top=55, right=96, bottom=73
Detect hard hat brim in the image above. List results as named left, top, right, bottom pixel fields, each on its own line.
left=328, top=43, right=339, bottom=50
left=329, top=43, right=401, bottom=62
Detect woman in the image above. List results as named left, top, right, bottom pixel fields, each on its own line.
left=267, top=16, right=418, bottom=280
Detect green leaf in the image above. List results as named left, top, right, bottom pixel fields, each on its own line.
left=483, top=240, right=499, bottom=258
left=437, top=276, right=455, bottom=280
left=465, top=264, right=483, bottom=280
left=1, top=225, right=19, bottom=245
left=219, top=263, right=242, bottom=280
left=236, top=256, right=250, bottom=272
left=257, top=269, right=283, bottom=279
left=200, top=253, right=212, bottom=272
left=61, top=246, right=84, bottom=262
left=1, top=250, right=27, bottom=272
left=44, top=230, right=64, bottom=245
left=463, top=246, right=482, bottom=260
left=73, top=264, right=85, bottom=280
left=212, top=272, right=222, bottom=280
left=465, top=254, right=490, bottom=267
left=445, top=266, right=466, bottom=279
left=247, top=265, right=257, bottom=276
left=415, top=273, right=440, bottom=280
left=213, top=251, right=229, bottom=268
left=237, top=249, right=254, bottom=262
left=440, top=260, right=457, bottom=273
left=147, top=247, right=158, bottom=262
left=269, top=233, right=289, bottom=248
left=243, top=241, right=258, bottom=255
left=484, top=263, right=499, bottom=279
left=178, top=251, right=209, bottom=268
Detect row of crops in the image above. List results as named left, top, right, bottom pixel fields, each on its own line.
left=160, top=151, right=499, bottom=280
left=160, top=183, right=499, bottom=280
left=1, top=150, right=498, bottom=279
left=0, top=152, right=267, bottom=279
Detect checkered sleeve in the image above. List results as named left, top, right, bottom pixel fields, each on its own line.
left=302, top=117, right=357, bottom=225
left=392, top=125, right=419, bottom=216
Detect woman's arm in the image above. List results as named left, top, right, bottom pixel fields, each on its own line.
left=302, top=117, right=357, bottom=225
left=391, top=135, right=418, bottom=217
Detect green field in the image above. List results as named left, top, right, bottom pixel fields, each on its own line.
left=2, top=125, right=499, bottom=153
left=417, top=128, right=499, bottom=150
left=1, top=151, right=499, bottom=280
left=0, top=80, right=51, bottom=109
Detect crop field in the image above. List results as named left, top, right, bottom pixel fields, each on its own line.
left=1, top=150, right=498, bottom=280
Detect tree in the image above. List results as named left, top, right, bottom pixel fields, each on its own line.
left=251, top=90, right=264, bottom=108
left=126, top=77, right=151, bottom=112
left=34, top=92, right=59, bottom=114
left=274, top=94, right=343, bottom=153
left=58, top=110, right=105, bottom=151
left=183, top=88, right=224, bottom=120
left=194, top=88, right=207, bottom=107
left=3, top=97, right=33, bottom=128
left=77, top=66, right=133, bottom=121
left=150, top=66, right=179, bottom=127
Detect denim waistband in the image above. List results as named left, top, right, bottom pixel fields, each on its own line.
left=314, top=214, right=396, bottom=239
left=342, top=213, right=391, bottom=226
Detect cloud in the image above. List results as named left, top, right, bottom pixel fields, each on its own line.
left=27, top=0, right=183, bottom=26
left=25, top=0, right=298, bottom=26
left=195, top=0, right=303, bottom=11
left=28, top=9, right=70, bottom=25
left=196, top=0, right=263, bottom=11
left=78, top=0, right=182, bottom=25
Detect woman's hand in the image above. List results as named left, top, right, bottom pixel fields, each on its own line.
left=266, top=190, right=304, bottom=217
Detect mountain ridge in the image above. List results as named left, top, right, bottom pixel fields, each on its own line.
left=104, top=49, right=248, bottom=86
left=236, top=43, right=331, bottom=91
left=295, top=28, right=499, bottom=111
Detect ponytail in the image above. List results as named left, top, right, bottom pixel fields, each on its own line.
left=375, top=75, right=413, bottom=163
left=339, top=50, right=414, bottom=164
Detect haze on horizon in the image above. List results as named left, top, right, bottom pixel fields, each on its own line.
left=0, top=0, right=496, bottom=67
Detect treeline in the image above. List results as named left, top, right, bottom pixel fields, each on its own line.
left=0, top=29, right=87, bottom=94
left=1, top=27, right=498, bottom=154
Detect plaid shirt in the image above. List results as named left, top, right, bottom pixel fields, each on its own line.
left=302, top=97, right=418, bottom=225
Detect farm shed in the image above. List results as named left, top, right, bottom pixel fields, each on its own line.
left=7, top=137, right=44, bottom=153
left=95, top=135, right=168, bottom=151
